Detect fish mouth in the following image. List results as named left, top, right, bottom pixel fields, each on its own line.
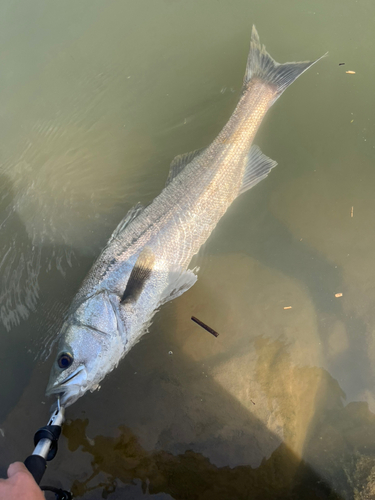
left=46, top=365, right=88, bottom=408
left=60, top=366, right=85, bottom=385
left=46, top=365, right=86, bottom=396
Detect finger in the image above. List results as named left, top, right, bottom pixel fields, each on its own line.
left=7, top=462, right=29, bottom=478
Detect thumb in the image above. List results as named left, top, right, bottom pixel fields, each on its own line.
left=7, top=462, right=30, bottom=478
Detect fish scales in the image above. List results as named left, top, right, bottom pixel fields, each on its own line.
left=81, top=80, right=275, bottom=291
left=46, top=26, right=325, bottom=407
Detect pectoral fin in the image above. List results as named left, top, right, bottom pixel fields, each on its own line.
left=121, top=248, right=155, bottom=304
left=239, top=145, right=278, bottom=194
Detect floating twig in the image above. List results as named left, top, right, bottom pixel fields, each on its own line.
left=191, top=316, right=219, bottom=337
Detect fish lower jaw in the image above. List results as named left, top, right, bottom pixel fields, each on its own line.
left=46, top=383, right=88, bottom=407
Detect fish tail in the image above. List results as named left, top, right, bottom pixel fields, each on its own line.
left=244, top=26, right=327, bottom=103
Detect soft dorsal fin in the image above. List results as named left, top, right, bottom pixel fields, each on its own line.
left=166, top=147, right=206, bottom=186
left=239, top=145, right=278, bottom=195
left=121, top=247, right=155, bottom=304
left=109, top=203, right=144, bottom=244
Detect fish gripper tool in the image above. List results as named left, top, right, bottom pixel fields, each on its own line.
left=24, top=399, right=65, bottom=485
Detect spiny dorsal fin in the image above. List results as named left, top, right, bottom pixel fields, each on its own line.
left=109, top=203, right=144, bottom=244
left=239, top=145, right=278, bottom=195
left=121, top=247, right=155, bottom=304
left=166, top=147, right=206, bottom=186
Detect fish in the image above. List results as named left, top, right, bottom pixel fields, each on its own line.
left=46, top=26, right=325, bottom=407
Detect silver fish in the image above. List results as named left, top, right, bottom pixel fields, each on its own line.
left=46, top=27, right=325, bottom=407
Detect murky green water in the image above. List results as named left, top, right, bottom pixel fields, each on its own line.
left=1, top=0, right=375, bottom=498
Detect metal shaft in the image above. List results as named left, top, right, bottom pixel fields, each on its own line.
left=32, top=405, right=65, bottom=459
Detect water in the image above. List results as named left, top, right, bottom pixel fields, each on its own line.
left=0, top=0, right=374, bottom=498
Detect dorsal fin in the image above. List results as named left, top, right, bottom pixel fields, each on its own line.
left=166, top=147, right=206, bottom=186
left=239, top=145, right=278, bottom=194
left=108, top=203, right=144, bottom=244
left=121, top=248, right=155, bottom=304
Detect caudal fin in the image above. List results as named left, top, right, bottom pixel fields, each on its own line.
left=244, top=26, right=327, bottom=103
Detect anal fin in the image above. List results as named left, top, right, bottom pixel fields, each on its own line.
left=121, top=248, right=155, bottom=304
left=239, top=145, right=278, bottom=194
left=159, top=267, right=198, bottom=306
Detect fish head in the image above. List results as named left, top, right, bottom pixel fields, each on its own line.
left=46, top=291, right=124, bottom=407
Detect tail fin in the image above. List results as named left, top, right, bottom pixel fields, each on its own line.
left=244, top=26, right=327, bottom=103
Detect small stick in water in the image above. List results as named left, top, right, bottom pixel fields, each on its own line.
left=191, top=316, right=219, bottom=337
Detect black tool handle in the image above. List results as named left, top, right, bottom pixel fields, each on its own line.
left=24, top=454, right=46, bottom=485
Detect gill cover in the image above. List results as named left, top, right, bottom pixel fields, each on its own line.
left=46, top=290, right=124, bottom=406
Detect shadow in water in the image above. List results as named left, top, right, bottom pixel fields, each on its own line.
left=50, top=311, right=362, bottom=500
left=56, top=336, right=375, bottom=500
left=63, top=418, right=343, bottom=500
left=212, top=197, right=371, bottom=401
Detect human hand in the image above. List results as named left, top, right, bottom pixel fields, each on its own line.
left=0, top=462, right=45, bottom=499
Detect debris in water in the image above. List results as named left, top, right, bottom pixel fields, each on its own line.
left=351, top=206, right=354, bottom=217
left=283, top=306, right=292, bottom=310
left=335, top=293, right=343, bottom=298
left=346, top=71, right=356, bottom=74
left=339, top=62, right=345, bottom=66
left=191, top=316, right=219, bottom=337
left=86, top=436, right=95, bottom=446
left=168, top=351, right=173, bottom=355
left=0, top=429, right=4, bottom=437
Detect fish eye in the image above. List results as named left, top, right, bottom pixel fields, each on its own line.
left=58, top=352, right=73, bottom=369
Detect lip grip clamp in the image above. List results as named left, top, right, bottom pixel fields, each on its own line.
left=33, top=425, right=62, bottom=461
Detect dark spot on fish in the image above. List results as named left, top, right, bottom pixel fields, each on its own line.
left=121, top=248, right=155, bottom=304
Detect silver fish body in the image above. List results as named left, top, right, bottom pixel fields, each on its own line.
left=46, top=27, right=324, bottom=406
